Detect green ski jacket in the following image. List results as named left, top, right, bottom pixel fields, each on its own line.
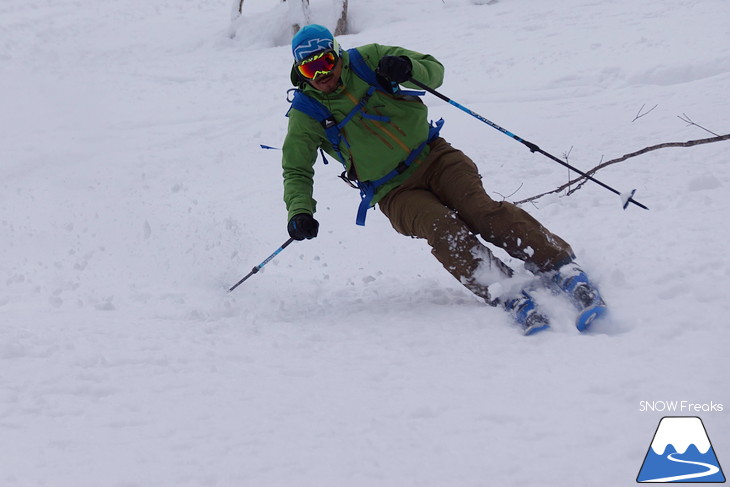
left=282, top=43, right=445, bottom=221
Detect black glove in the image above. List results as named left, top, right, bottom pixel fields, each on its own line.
left=287, top=213, right=319, bottom=241
left=376, top=56, right=413, bottom=89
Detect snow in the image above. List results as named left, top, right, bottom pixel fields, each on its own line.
left=651, top=417, right=711, bottom=455
left=2, top=0, right=729, bottom=485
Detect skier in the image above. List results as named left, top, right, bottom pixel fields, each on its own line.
left=281, top=24, right=606, bottom=334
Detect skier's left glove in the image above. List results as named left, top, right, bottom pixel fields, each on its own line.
left=376, top=56, right=412, bottom=91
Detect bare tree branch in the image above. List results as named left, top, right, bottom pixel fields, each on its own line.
left=632, top=103, right=658, bottom=122
left=566, top=154, right=604, bottom=195
left=513, top=133, right=730, bottom=205
left=562, top=145, right=573, bottom=193
left=493, top=182, right=524, bottom=202
left=678, top=113, right=720, bottom=137
left=562, top=146, right=573, bottom=161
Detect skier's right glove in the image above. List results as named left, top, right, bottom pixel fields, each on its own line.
left=287, top=213, right=319, bottom=241
left=376, top=56, right=412, bottom=83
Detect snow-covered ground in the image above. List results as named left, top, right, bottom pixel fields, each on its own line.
left=2, top=0, right=729, bottom=485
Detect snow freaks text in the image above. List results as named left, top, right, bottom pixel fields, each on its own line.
left=639, top=401, right=724, bottom=413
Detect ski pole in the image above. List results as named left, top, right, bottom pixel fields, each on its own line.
left=228, top=237, right=295, bottom=293
left=408, top=77, right=649, bottom=211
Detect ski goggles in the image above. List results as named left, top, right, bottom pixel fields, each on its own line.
left=296, top=50, right=338, bottom=80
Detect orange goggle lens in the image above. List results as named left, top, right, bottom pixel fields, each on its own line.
left=297, top=51, right=337, bottom=80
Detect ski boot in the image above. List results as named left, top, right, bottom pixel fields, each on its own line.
left=503, top=291, right=551, bottom=336
left=551, top=262, right=607, bottom=331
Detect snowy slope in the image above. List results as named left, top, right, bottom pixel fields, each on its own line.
left=2, top=0, right=730, bottom=485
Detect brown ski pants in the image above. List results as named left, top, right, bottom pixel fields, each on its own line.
left=378, top=137, right=575, bottom=302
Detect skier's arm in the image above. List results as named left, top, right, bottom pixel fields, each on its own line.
left=282, top=112, right=320, bottom=221
left=372, top=43, right=445, bottom=90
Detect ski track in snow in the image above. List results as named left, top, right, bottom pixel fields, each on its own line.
left=1, top=0, right=729, bottom=486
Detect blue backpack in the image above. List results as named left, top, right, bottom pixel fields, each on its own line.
left=287, top=48, right=443, bottom=226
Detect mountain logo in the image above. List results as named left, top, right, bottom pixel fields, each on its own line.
left=637, top=416, right=725, bottom=483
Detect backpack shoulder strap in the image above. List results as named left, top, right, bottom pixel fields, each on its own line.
left=347, top=48, right=379, bottom=87
left=286, top=88, right=344, bottom=163
left=287, top=89, right=334, bottom=126
left=348, top=47, right=426, bottom=97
